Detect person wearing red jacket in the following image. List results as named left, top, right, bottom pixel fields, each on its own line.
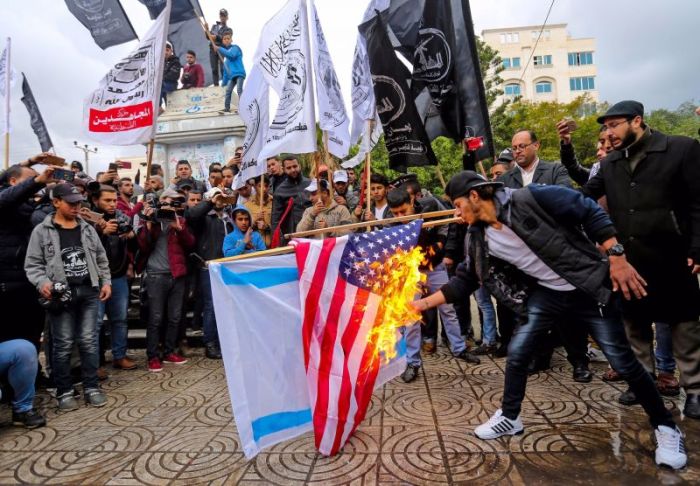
left=181, top=50, right=205, bottom=89
left=136, top=189, right=195, bottom=372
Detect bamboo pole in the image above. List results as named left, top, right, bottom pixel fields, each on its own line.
left=208, top=216, right=463, bottom=265
left=435, top=166, right=447, bottom=189
left=285, top=209, right=455, bottom=239
left=3, top=37, right=10, bottom=169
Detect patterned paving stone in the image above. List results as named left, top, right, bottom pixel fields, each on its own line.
left=0, top=348, right=698, bottom=484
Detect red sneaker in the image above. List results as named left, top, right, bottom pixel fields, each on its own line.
left=148, top=358, right=163, bottom=373
left=163, top=353, right=188, bottom=365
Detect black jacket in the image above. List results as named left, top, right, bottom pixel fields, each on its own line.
left=271, top=175, right=311, bottom=244
left=442, top=185, right=617, bottom=315
left=559, top=141, right=592, bottom=186
left=186, top=200, right=235, bottom=261
left=0, top=175, right=45, bottom=286
left=94, top=210, right=135, bottom=279
left=581, top=130, right=700, bottom=322
left=164, top=55, right=182, bottom=84
left=498, top=160, right=572, bottom=189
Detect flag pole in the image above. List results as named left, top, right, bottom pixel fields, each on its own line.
left=365, top=120, right=372, bottom=229
left=323, top=131, right=333, bottom=189
left=145, top=138, right=155, bottom=181
left=435, top=166, right=446, bottom=189
left=4, top=37, right=10, bottom=169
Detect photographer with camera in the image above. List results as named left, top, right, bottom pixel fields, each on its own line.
left=88, top=185, right=137, bottom=372
left=136, top=189, right=195, bottom=373
left=0, top=155, right=57, bottom=350
left=24, top=183, right=111, bottom=411
left=186, top=189, right=236, bottom=359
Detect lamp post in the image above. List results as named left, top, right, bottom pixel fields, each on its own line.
left=73, top=141, right=98, bottom=175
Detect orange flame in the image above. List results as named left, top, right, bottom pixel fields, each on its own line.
left=364, top=246, right=426, bottom=363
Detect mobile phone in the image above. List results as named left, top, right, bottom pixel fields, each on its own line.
left=53, top=168, right=75, bottom=182
left=42, top=155, right=66, bottom=167
left=108, top=163, right=119, bottom=172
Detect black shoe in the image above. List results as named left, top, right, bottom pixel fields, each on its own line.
left=12, top=409, right=46, bottom=429
left=205, top=343, right=222, bottom=360
left=618, top=387, right=639, bottom=405
left=401, top=364, right=420, bottom=383
left=472, top=343, right=497, bottom=356
left=684, top=393, right=700, bottom=419
left=456, top=350, right=481, bottom=365
left=527, top=357, right=550, bottom=376
left=573, top=364, right=593, bottom=383
left=493, top=345, right=508, bottom=358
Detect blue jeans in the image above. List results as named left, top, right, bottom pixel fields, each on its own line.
left=97, top=276, right=129, bottom=361
left=49, top=285, right=100, bottom=395
left=224, top=76, right=244, bottom=110
left=475, top=286, right=497, bottom=345
left=200, top=269, right=219, bottom=345
left=654, top=322, right=676, bottom=373
left=0, top=339, right=37, bottom=412
left=502, top=286, right=674, bottom=429
left=405, top=264, right=467, bottom=366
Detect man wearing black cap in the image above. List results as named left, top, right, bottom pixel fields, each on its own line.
left=25, top=183, right=112, bottom=412
left=582, top=100, right=700, bottom=418
left=209, top=8, right=233, bottom=86
left=413, top=171, right=688, bottom=469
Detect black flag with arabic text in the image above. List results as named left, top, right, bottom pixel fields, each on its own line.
left=64, top=0, right=138, bottom=50
left=360, top=11, right=437, bottom=172
left=21, top=74, right=54, bottom=152
left=138, top=0, right=213, bottom=86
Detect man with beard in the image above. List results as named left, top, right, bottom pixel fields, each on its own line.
left=270, top=156, right=311, bottom=246
left=581, top=100, right=700, bottom=418
left=116, top=178, right=143, bottom=219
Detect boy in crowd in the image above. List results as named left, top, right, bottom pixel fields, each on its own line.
left=354, top=173, right=391, bottom=222
left=181, top=50, right=205, bottom=89
left=223, top=206, right=266, bottom=257
left=187, top=190, right=203, bottom=208
left=136, top=189, right=195, bottom=372
left=25, top=183, right=112, bottom=410
left=296, top=179, right=353, bottom=238
left=245, top=176, right=272, bottom=247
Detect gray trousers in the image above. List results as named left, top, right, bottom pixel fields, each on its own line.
left=623, top=318, right=700, bottom=392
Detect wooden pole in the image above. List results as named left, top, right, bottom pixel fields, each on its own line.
left=208, top=245, right=295, bottom=264
left=3, top=37, right=10, bottom=169
left=435, top=166, right=447, bottom=189
left=145, top=139, right=155, bottom=182
left=323, top=131, right=333, bottom=189
left=285, top=209, right=456, bottom=239
left=259, top=172, right=264, bottom=207
left=477, top=161, right=488, bottom=178
left=365, top=120, right=372, bottom=228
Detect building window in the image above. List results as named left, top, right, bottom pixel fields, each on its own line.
left=504, top=83, right=521, bottom=96
left=568, top=51, right=594, bottom=66
left=532, top=30, right=550, bottom=40
left=570, top=76, right=596, bottom=91
left=533, top=55, right=552, bottom=66
left=501, top=57, right=521, bottom=69
left=535, top=81, right=552, bottom=94
left=500, top=32, right=520, bottom=44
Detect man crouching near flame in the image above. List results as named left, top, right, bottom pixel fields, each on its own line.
left=412, top=171, right=687, bottom=470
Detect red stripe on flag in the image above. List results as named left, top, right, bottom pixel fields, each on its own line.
left=300, top=238, right=337, bottom=370
left=293, top=241, right=311, bottom=278
left=312, top=276, right=348, bottom=450
left=329, top=288, right=371, bottom=455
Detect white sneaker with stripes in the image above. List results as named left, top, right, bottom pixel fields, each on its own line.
left=654, top=425, right=687, bottom=469
left=475, top=409, right=524, bottom=439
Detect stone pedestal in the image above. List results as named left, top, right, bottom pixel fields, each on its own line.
left=154, top=86, right=245, bottom=181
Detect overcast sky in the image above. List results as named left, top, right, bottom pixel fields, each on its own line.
left=0, top=0, right=697, bottom=174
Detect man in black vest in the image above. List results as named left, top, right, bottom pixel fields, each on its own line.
left=499, top=130, right=590, bottom=381
left=582, top=100, right=700, bottom=418
left=414, top=171, right=688, bottom=470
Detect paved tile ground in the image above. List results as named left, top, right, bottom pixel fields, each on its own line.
left=0, top=346, right=699, bottom=485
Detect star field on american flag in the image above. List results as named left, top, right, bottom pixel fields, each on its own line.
left=340, top=220, right=423, bottom=291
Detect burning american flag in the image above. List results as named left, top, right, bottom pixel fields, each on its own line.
left=293, top=219, right=424, bottom=455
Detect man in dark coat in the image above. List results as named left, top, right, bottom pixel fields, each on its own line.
left=270, top=156, right=311, bottom=246
left=499, top=130, right=590, bottom=382
left=0, top=159, right=55, bottom=348
left=582, top=100, right=700, bottom=418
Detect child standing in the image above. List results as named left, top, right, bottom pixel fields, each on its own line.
left=222, top=206, right=266, bottom=257
left=218, top=32, right=246, bottom=113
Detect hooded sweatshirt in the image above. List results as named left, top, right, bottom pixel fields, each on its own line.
left=222, top=206, right=267, bottom=257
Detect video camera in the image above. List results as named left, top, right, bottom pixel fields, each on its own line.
left=103, top=213, right=133, bottom=235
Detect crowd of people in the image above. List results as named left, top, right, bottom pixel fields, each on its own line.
left=0, top=99, right=698, bottom=469
left=160, top=8, right=246, bottom=113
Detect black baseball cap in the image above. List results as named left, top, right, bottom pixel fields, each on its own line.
left=445, top=171, right=503, bottom=200
left=52, top=183, right=85, bottom=203
left=597, top=100, right=644, bottom=124
left=219, top=8, right=228, bottom=16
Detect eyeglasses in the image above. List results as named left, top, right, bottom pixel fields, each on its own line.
left=511, top=142, right=535, bottom=153
left=602, top=119, right=630, bottom=132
